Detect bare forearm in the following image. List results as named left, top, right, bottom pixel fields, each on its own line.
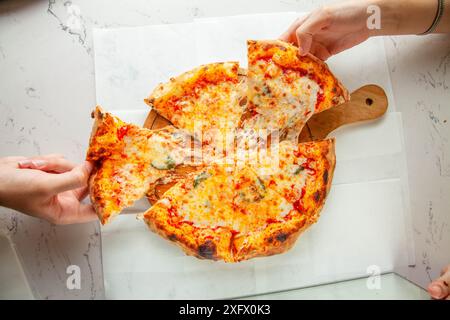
left=372, top=0, right=450, bottom=36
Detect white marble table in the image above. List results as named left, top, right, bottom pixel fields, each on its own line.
left=0, top=0, right=449, bottom=299
left=242, top=273, right=429, bottom=300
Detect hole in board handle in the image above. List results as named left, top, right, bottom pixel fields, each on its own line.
left=365, top=98, right=374, bottom=106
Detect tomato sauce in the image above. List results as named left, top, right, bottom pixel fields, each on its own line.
left=266, top=218, right=280, bottom=224
left=315, top=91, right=325, bottom=110
left=117, top=125, right=130, bottom=140
left=293, top=187, right=306, bottom=212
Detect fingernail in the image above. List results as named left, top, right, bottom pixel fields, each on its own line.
left=429, top=284, right=444, bottom=298
left=17, top=159, right=32, bottom=167
left=32, top=160, right=47, bottom=168
left=84, top=161, right=94, bottom=173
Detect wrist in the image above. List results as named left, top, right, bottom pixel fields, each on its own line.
left=367, top=0, right=400, bottom=37
left=369, top=0, right=440, bottom=36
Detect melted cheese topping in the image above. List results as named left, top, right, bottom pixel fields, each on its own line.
left=146, top=128, right=192, bottom=169
left=244, top=40, right=349, bottom=139
left=251, top=141, right=309, bottom=203
left=245, top=60, right=320, bottom=132
left=146, top=62, right=246, bottom=146
left=159, top=164, right=298, bottom=234
left=87, top=108, right=199, bottom=223
left=90, top=40, right=344, bottom=228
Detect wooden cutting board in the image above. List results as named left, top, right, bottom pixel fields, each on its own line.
left=143, top=84, right=388, bottom=200
left=298, top=84, right=388, bottom=142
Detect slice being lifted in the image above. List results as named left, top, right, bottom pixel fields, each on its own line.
left=144, top=41, right=349, bottom=144
left=142, top=138, right=335, bottom=262
left=244, top=40, right=349, bottom=139
left=87, top=106, right=194, bottom=224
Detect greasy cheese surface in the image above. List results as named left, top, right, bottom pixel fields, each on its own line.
left=246, top=59, right=320, bottom=131
left=249, top=141, right=308, bottom=203
left=156, top=164, right=296, bottom=234
left=89, top=39, right=345, bottom=260
left=87, top=107, right=194, bottom=224
left=244, top=40, right=348, bottom=136
left=145, top=62, right=246, bottom=146
left=143, top=138, right=335, bottom=261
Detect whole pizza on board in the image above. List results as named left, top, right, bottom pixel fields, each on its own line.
left=86, top=40, right=349, bottom=262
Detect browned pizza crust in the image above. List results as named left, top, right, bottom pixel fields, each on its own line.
left=231, top=138, right=335, bottom=261
left=87, top=107, right=129, bottom=224
left=88, top=40, right=345, bottom=262
left=247, top=40, right=350, bottom=113
left=142, top=138, right=336, bottom=262
left=87, top=106, right=197, bottom=225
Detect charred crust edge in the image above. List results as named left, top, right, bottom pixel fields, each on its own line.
left=198, top=240, right=217, bottom=259
left=275, top=232, right=289, bottom=243
left=323, top=169, right=329, bottom=184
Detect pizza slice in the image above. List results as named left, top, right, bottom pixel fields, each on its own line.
left=251, top=139, right=333, bottom=207
left=232, top=139, right=335, bottom=261
left=243, top=40, right=349, bottom=139
left=142, top=138, right=335, bottom=262
left=144, top=62, right=247, bottom=146
left=86, top=106, right=194, bottom=224
left=142, top=163, right=236, bottom=261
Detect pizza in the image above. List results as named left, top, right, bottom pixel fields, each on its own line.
left=144, top=62, right=247, bottom=148
left=142, top=139, right=335, bottom=262
left=87, top=39, right=348, bottom=262
left=87, top=106, right=196, bottom=224
left=244, top=40, right=349, bottom=140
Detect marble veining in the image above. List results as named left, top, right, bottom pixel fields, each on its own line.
left=47, top=0, right=91, bottom=55
left=0, top=0, right=449, bottom=298
left=384, top=34, right=450, bottom=288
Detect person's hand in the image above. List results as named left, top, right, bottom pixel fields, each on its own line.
left=280, top=0, right=374, bottom=60
left=428, top=264, right=450, bottom=300
left=0, top=154, right=97, bottom=225
left=280, top=0, right=448, bottom=60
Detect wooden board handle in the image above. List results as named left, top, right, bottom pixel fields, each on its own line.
left=144, top=108, right=172, bottom=130
left=298, top=84, right=388, bottom=142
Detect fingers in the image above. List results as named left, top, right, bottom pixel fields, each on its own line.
left=279, top=14, right=309, bottom=44
left=19, top=155, right=76, bottom=173
left=49, top=202, right=98, bottom=225
left=73, top=186, right=90, bottom=201
left=43, top=161, right=94, bottom=194
left=280, top=8, right=333, bottom=55
left=2, top=154, right=64, bottom=167
left=428, top=264, right=450, bottom=299
left=295, top=7, right=332, bottom=55
left=0, top=156, right=28, bottom=166
left=59, top=203, right=98, bottom=225
left=310, top=42, right=332, bottom=61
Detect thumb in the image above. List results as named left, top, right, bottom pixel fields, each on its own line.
left=45, top=161, right=94, bottom=194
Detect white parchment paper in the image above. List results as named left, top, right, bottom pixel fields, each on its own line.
left=94, top=12, right=414, bottom=299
